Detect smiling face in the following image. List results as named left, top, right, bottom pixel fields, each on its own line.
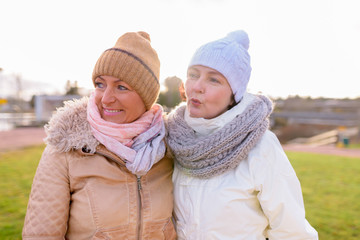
left=94, top=75, right=146, bottom=124
left=185, top=65, right=234, bottom=119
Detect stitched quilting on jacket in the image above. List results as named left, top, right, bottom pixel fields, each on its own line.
left=22, top=97, right=176, bottom=240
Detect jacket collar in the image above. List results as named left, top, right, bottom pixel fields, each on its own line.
left=44, top=96, right=99, bottom=153
left=78, top=144, right=126, bottom=165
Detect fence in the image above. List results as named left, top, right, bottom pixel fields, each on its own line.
left=288, top=127, right=359, bottom=146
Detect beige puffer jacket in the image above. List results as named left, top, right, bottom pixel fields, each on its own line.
left=22, top=97, right=176, bottom=240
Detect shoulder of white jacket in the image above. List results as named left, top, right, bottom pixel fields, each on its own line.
left=252, top=130, right=281, bottom=152
left=246, top=130, right=286, bottom=167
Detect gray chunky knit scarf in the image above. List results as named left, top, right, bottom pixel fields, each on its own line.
left=166, top=95, right=273, bottom=178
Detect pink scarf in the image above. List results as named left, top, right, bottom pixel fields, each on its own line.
left=87, top=93, right=166, bottom=175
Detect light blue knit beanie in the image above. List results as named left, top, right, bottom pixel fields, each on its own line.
left=188, top=30, right=251, bottom=103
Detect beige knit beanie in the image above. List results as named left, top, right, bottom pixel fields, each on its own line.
left=92, top=31, right=160, bottom=110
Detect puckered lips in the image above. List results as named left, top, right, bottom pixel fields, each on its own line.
left=190, top=98, right=201, bottom=107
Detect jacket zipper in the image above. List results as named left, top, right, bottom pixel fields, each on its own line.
left=136, top=176, right=143, bottom=240
left=95, top=151, right=143, bottom=239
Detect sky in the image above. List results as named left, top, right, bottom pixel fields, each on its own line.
left=0, top=0, right=359, bottom=100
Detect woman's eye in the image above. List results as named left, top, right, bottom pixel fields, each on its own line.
left=188, top=73, right=198, bottom=79
left=118, top=85, right=129, bottom=90
left=94, top=82, right=104, bottom=88
left=210, top=78, right=220, bottom=83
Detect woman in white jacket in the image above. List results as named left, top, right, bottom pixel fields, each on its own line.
left=166, top=30, right=318, bottom=240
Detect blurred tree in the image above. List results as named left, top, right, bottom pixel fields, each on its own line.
left=157, top=76, right=183, bottom=109
left=15, top=74, right=23, bottom=100
left=65, top=80, right=80, bottom=95
left=30, top=95, right=36, bottom=109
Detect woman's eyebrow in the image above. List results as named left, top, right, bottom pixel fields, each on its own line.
left=188, top=67, right=198, bottom=72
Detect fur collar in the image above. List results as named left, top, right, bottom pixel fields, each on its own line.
left=44, top=97, right=99, bottom=153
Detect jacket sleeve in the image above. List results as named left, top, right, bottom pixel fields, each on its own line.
left=22, top=145, right=70, bottom=239
left=253, top=131, right=318, bottom=240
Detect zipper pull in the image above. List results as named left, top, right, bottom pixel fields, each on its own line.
left=137, top=176, right=142, bottom=191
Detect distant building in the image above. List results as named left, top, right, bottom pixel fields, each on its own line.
left=35, top=95, right=82, bottom=123
left=272, top=97, right=360, bottom=127
left=271, top=96, right=360, bottom=143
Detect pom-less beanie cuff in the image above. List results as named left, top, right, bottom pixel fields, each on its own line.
left=188, top=30, right=252, bottom=103
left=92, top=31, right=160, bottom=110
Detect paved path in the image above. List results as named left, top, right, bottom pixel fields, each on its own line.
left=0, top=127, right=359, bottom=159
left=0, top=127, right=46, bottom=152
left=283, top=144, right=360, bottom=158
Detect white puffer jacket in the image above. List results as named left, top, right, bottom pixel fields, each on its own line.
left=172, top=93, right=318, bottom=240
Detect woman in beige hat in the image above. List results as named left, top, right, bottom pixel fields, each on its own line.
left=23, top=31, right=176, bottom=240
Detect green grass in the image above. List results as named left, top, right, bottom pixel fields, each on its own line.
left=0, top=145, right=44, bottom=240
left=287, top=151, right=360, bottom=239
left=0, top=145, right=359, bottom=239
left=348, top=143, right=360, bottom=149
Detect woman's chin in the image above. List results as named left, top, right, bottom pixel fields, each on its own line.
left=101, top=115, right=126, bottom=124
left=188, top=109, right=204, bottom=119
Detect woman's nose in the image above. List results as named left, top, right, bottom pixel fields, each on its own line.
left=192, top=78, right=204, bottom=93
left=101, top=88, right=116, bottom=104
